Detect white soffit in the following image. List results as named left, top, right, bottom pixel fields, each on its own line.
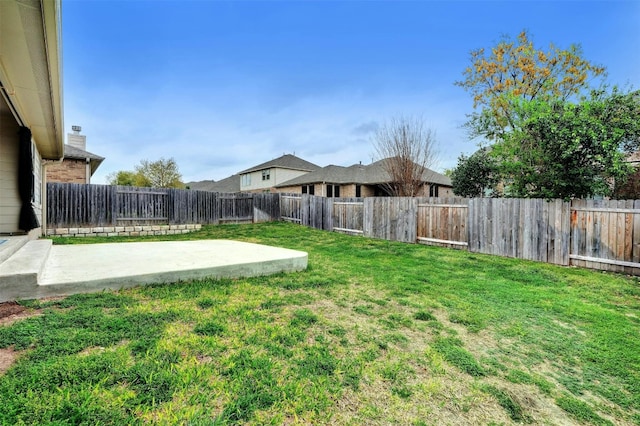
left=0, top=0, right=63, bottom=159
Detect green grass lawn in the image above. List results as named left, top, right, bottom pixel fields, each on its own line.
left=1, top=221, right=639, bottom=425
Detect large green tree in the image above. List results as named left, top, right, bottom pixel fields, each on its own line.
left=456, top=30, right=606, bottom=140
left=135, top=157, right=184, bottom=188
left=494, top=89, right=640, bottom=200
left=455, top=31, right=640, bottom=199
left=106, top=170, right=150, bottom=187
left=450, top=147, right=500, bottom=197
left=107, top=157, right=184, bottom=188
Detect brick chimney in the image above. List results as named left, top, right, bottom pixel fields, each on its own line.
left=67, top=125, right=86, bottom=150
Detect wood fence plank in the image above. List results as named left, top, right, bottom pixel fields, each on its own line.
left=634, top=200, right=640, bottom=265
left=625, top=200, right=634, bottom=263
left=585, top=199, right=595, bottom=270
left=540, top=200, right=549, bottom=263
left=615, top=200, right=625, bottom=272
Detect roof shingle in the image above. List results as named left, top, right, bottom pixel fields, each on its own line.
left=276, top=158, right=451, bottom=187
left=238, top=154, right=320, bottom=174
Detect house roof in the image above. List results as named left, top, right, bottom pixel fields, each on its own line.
left=64, top=144, right=104, bottom=161
left=187, top=180, right=216, bottom=191
left=275, top=158, right=452, bottom=188
left=188, top=175, right=241, bottom=193
left=63, top=144, right=105, bottom=176
left=239, top=154, right=320, bottom=174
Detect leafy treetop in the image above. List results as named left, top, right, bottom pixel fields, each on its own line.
left=107, top=157, right=184, bottom=189
left=456, top=30, right=606, bottom=139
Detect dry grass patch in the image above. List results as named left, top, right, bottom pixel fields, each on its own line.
left=0, top=347, right=19, bottom=375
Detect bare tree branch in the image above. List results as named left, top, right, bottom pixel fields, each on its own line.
left=372, top=116, right=439, bottom=196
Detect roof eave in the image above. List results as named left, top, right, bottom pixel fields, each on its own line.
left=89, top=158, right=104, bottom=176
left=0, top=0, right=64, bottom=160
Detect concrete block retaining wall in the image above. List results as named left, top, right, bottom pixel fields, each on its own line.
left=47, top=224, right=202, bottom=238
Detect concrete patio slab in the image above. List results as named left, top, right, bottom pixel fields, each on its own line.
left=0, top=236, right=30, bottom=264
left=0, top=240, right=307, bottom=302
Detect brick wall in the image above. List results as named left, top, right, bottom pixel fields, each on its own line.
left=46, top=159, right=87, bottom=184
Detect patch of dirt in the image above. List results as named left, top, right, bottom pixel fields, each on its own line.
left=196, top=354, right=213, bottom=364
left=0, top=302, right=40, bottom=375
left=0, top=297, right=67, bottom=327
left=0, top=301, right=41, bottom=326
left=0, top=301, right=25, bottom=319
left=0, top=347, right=19, bottom=375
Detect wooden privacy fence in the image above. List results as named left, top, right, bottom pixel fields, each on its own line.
left=284, top=194, right=640, bottom=275
left=46, top=185, right=640, bottom=275
left=47, top=183, right=280, bottom=227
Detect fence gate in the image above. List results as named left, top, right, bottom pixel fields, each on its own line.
left=280, top=195, right=302, bottom=223
left=219, top=194, right=253, bottom=223
left=332, top=201, right=364, bottom=235
left=116, top=188, right=168, bottom=225
left=417, top=202, right=468, bottom=248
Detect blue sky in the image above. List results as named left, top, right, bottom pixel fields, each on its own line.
left=62, top=0, right=640, bottom=184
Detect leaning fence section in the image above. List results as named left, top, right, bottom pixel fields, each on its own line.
left=116, top=186, right=168, bottom=225
left=280, top=195, right=302, bottom=223
left=363, top=197, right=417, bottom=243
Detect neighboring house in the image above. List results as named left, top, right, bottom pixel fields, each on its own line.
left=0, top=0, right=64, bottom=237
left=275, top=158, right=453, bottom=197
left=46, top=127, right=104, bottom=184
left=188, top=174, right=241, bottom=193
left=238, top=154, right=320, bottom=193
left=612, top=151, right=640, bottom=199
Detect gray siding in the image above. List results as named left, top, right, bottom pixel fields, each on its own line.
left=0, top=109, right=21, bottom=233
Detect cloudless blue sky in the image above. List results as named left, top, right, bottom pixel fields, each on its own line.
left=61, top=0, right=640, bottom=184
